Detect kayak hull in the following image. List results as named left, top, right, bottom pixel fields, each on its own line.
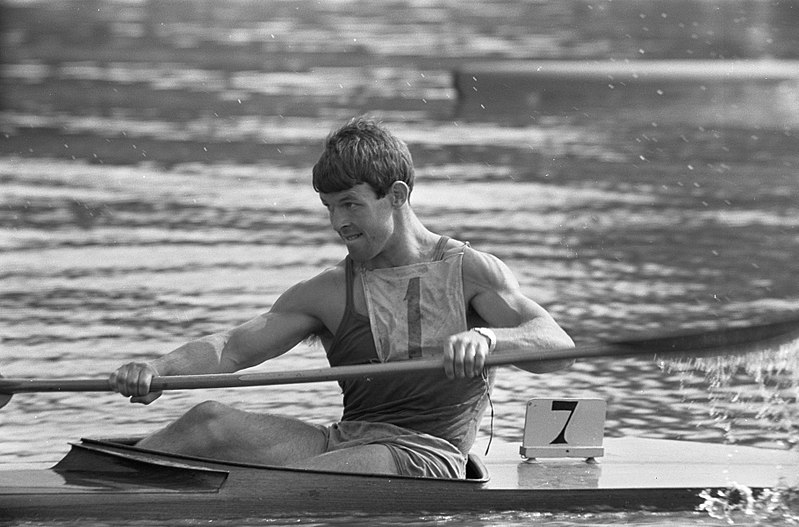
left=1, top=436, right=798, bottom=520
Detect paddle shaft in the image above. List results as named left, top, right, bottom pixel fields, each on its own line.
left=2, top=316, right=798, bottom=397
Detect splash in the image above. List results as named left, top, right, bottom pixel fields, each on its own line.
left=663, top=339, right=799, bottom=523
left=698, top=482, right=799, bottom=525
left=662, top=339, right=799, bottom=448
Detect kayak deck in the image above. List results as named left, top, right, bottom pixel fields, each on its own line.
left=486, top=436, right=799, bottom=490
left=1, top=436, right=797, bottom=520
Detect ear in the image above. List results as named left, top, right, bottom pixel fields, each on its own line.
left=388, top=181, right=410, bottom=208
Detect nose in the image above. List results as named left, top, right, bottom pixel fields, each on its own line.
left=328, top=205, right=349, bottom=232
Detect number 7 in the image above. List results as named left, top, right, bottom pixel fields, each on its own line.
left=550, top=400, right=578, bottom=445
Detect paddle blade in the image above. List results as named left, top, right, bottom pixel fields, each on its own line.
left=614, top=315, right=799, bottom=359
left=0, top=374, right=11, bottom=409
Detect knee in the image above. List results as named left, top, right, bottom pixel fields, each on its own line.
left=179, top=400, right=233, bottom=443
left=186, top=400, right=229, bottom=421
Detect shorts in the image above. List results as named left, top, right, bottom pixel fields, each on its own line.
left=319, top=421, right=467, bottom=479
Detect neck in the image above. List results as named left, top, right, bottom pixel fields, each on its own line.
left=363, top=211, right=439, bottom=270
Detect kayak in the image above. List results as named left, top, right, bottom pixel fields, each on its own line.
left=2, top=424, right=798, bottom=519
left=4, top=320, right=798, bottom=520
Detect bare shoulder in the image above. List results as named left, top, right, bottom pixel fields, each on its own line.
left=456, top=243, right=546, bottom=328
left=458, top=244, right=520, bottom=292
left=273, top=260, right=346, bottom=310
left=271, top=260, right=347, bottom=332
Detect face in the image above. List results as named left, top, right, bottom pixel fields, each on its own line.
left=319, top=183, right=395, bottom=263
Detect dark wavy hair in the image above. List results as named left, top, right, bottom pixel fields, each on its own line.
left=312, top=117, right=415, bottom=199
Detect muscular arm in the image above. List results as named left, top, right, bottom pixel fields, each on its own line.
left=111, top=277, right=329, bottom=403
left=153, top=307, right=321, bottom=375
left=444, top=248, right=574, bottom=377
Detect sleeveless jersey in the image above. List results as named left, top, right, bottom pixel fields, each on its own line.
left=325, top=237, right=493, bottom=454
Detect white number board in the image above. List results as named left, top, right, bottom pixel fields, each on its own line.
left=520, top=398, right=606, bottom=459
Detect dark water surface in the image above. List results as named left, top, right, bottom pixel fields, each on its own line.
left=1, top=1, right=799, bottom=525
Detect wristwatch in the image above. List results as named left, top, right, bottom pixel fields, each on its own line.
left=472, top=327, right=497, bottom=353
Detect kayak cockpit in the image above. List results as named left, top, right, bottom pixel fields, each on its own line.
left=54, top=437, right=490, bottom=485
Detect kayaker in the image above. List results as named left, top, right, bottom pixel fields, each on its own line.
left=110, top=116, right=575, bottom=479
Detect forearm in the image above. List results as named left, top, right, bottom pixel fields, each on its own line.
left=150, top=310, right=311, bottom=376
left=112, top=308, right=316, bottom=402
left=149, top=332, right=239, bottom=376
left=491, top=316, right=575, bottom=373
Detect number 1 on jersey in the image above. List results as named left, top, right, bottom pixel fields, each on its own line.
left=405, top=277, right=422, bottom=358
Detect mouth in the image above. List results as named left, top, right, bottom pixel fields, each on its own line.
left=340, top=232, right=363, bottom=243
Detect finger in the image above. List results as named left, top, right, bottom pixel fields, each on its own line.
left=133, top=366, right=154, bottom=397
left=123, top=366, right=141, bottom=396
left=443, top=338, right=456, bottom=379
left=473, top=345, right=487, bottom=377
left=462, top=341, right=477, bottom=378
left=112, top=365, right=134, bottom=395
left=119, top=363, right=145, bottom=396
left=452, top=340, right=470, bottom=379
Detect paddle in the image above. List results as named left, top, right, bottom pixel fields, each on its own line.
left=2, top=315, right=798, bottom=409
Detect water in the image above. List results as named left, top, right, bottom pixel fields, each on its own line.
left=1, top=0, right=799, bottom=525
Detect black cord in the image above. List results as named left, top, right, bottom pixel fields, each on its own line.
left=483, top=372, right=494, bottom=456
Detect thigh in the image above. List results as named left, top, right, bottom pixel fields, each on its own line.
left=201, top=404, right=329, bottom=466
left=288, top=444, right=398, bottom=475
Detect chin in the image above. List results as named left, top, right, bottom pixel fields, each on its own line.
left=346, top=247, right=370, bottom=263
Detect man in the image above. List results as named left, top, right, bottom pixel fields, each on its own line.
left=111, top=117, right=574, bottom=479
